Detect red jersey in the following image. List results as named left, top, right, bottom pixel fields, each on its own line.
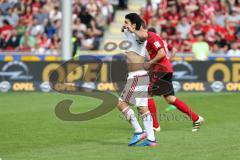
left=146, top=32, right=173, bottom=73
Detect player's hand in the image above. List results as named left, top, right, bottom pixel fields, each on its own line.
left=170, top=47, right=177, bottom=60
left=143, top=62, right=151, bottom=70
left=125, top=24, right=135, bottom=33
left=121, top=26, right=126, bottom=32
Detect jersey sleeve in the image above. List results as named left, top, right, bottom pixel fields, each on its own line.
left=150, top=35, right=163, bottom=52
left=151, top=38, right=167, bottom=56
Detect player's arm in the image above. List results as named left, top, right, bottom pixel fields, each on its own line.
left=149, top=48, right=166, bottom=65
left=169, top=46, right=177, bottom=61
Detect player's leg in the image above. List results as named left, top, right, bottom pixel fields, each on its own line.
left=163, top=95, right=204, bottom=132
left=148, top=71, right=161, bottom=132
left=117, top=100, right=143, bottom=134
left=117, top=100, right=147, bottom=146
left=164, top=95, right=199, bottom=121
left=160, top=72, right=204, bottom=132
left=148, top=97, right=160, bottom=132
left=127, top=72, right=156, bottom=146
left=137, top=106, right=157, bottom=146
left=117, top=75, right=146, bottom=146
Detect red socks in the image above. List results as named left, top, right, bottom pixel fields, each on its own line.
left=148, top=97, right=199, bottom=128
left=172, top=98, right=199, bottom=122
left=148, top=98, right=160, bottom=128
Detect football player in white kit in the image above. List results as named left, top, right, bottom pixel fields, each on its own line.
left=117, top=13, right=157, bottom=147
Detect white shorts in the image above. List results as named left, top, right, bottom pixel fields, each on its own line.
left=119, top=70, right=149, bottom=107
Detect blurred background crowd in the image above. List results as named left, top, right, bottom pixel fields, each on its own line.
left=141, top=0, right=240, bottom=59
left=0, top=0, right=114, bottom=55
left=0, top=0, right=240, bottom=59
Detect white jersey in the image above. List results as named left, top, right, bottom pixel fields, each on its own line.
left=123, top=29, right=147, bottom=57
left=119, top=29, right=148, bottom=107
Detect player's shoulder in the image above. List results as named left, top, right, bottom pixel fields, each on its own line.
left=147, top=32, right=162, bottom=43
left=147, top=32, right=157, bottom=38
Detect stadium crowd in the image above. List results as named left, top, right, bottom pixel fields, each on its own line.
left=0, top=0, right=114, bottom=55
left=141, top=0, right=240, bottom=59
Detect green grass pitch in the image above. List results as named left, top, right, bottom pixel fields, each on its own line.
left=0, top=92, right=240, bottom=160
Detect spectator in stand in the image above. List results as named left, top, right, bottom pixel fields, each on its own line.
left=53, top=20, right=61, bottom=38
left=40, top=33, right=51, bottom=51
left=5, top=7, right=19, bottom=27
left=33, top=33, right=51, bottom=55
left=0, top=0, right=12, bottom=15
left=21, top=5, right=34, bottom=25
left=140, top=0, right=240, bottom=58
left=156, top=7, right=167, bottom=26
left=227, top=42, right=240, bottom=56
left=212, top=33, right=229, bottom=54
left=176, top=16, right=191, bottom=39
left=0, top=0, right=115, bottom=54
left=224, top=21, right=236, bottom=43
left=47, top=33, right=60, bottom=55
left=101, top=0, right=114, bottom=25
left=165, top=5, right=180, bottom=27
left=49, top=6, right=62, bottom=22
left=15, top=18, right=27, bottom=36
left=142, top=0, right=158, bottom=26
left=0, top=10, right=4, bottom=27
left=5, top=29, right=20, bottom=50
left=95, top=8, right=107, bottom=29
left=44, top=0, right=55, bottom=12
left=27, top=18, right=44, bottom=36
left=149, top=16, right=161, bottom=34
left=215, top=10, right=226, bottom=27
left=192, top=33, right=210, bottom=60
left=84, top=19, right=103, bottom=50
left=79, top=6, right=93, bottom=27
left=118, top=0, right=128, bottom=10
left=34, top=7, right=49, bottom=25
left=73, top=18, right=87, bottom=34
left=44, top=19, right=56, bottom=39
left=226, top=10, right=240, bottom=26
left=19, top=31, right=35, bottom=51
left=0, top=19, right=13, bottom=49
left=161, top=20, right=176, bottom=39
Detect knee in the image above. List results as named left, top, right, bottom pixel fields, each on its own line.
left=138, top=106, right=149, bottom=115
left=117, top=101, right=127, bottom=111
left=164, top=96, right=176, bottom=104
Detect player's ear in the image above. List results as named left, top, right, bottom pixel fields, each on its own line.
left=132, top=23, right=136, bottom=29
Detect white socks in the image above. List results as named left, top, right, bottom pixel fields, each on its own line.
left=122, top=107, right=156, bottom=141
left=141, top=111, right=155, bottom=141
left=122, top=107, right=143, bottom=133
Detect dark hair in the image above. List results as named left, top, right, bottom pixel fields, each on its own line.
left=141, top=20, right=147, bottom=29
left=148, top=27, right=157, bottom=33
left=54, top=6, right=59, bottom=11
left=125, top=13, right=142, bottom=30
left=3, top=19, right=10, bottom=25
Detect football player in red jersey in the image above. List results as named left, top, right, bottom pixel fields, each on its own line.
left=140, top=26, right=204, bottom=132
